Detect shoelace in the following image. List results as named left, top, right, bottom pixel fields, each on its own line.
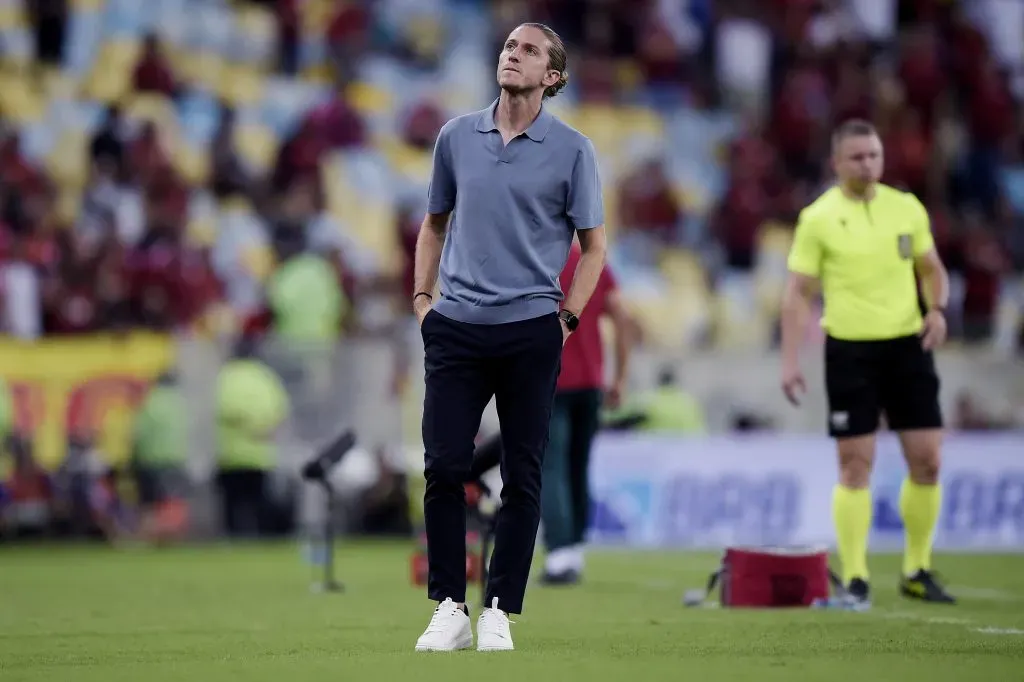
left=480, top=598, right=515, bottom=631
left=425, top=599, right=463, bottom=633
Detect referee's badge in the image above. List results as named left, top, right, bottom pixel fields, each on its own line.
left=897, top=234, right=913, bottom=259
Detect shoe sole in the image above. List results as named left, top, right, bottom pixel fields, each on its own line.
left=477, top=643, right=514, bottom=652
left=900, top=590, right=956, bottom=605
left=415, top=634, right=474, bottom=652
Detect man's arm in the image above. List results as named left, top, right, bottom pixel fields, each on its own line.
left=563, top=226, right=607, bottom=317
left=915, top=248, right=950, bottom=350
left=914, top=248, right=950, bottom=312
left=603, top=288, right=636, bottom=408
left=413, top=119, right=456, bottom=321
left=412, top=212, right=449, bottom=319
left=780, top=271, right=819, bottom=368
left=564, top=138, right=606, bottom=317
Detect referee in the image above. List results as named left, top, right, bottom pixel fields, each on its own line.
left=781, top=119, right=955, bottom=607
left=412, top=23, right=606, bottom=652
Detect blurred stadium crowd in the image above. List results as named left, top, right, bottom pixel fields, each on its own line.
left=0, top=0, right=1020, bottom=351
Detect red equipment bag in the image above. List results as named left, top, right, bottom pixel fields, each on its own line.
left=703, top=546, right=841, bottom=608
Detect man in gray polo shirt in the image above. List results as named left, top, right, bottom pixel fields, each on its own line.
left=411, top=22, right=607, bottom=653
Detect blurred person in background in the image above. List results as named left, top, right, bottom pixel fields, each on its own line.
left=130, top=371, right=190, bottom=545
left=214, top=336, right=290, bottom=538
left=604, top=367, right=707, bottom=435
left=0, top=434, right=54, bottom=541
left=265, top=221, right=345, bottom=344
left=540, top=240, right=635, bottom=585
left=51, top=432, right=123, bottom=542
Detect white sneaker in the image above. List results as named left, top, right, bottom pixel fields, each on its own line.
left=415, top=598, right=473, bottom=652
left=476, top=597, right=514, bottom=651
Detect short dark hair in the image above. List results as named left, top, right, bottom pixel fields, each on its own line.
left=831, top=119, right=877, bottom=152
left=519, top=22, right=569, bottom=99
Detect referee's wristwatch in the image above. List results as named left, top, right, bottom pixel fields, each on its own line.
left=558, top=309, right=579, bottom=332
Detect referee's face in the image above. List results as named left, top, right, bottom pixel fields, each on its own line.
left=832, top=133, right=884, bottom=192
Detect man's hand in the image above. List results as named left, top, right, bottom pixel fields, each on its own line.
left=414, top=295, right=432, bottom=327
left=921, top=309, right=947, bottom=350
left=560, top=318, right=570, bottom=345
left=605, top=379, right=625, bottom=410
left=781, top=362, right=807, bottom=406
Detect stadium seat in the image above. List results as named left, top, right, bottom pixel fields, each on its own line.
left=0, top=68, right=45, bottom=123
left=218, top=62, right=266, bottom=107
left=233, top=4, right=278, bottom=69
left=83, top=39, right=140, bottom=103
left=45, top=128, right=90, bottom=190
left=233, top=121, right=280, bottom=175
left=172, top=141, right=211, bottom=186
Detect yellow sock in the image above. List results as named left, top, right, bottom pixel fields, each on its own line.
left=899, top=479, right=942, bottom=576
left=832, top=485, right=872, bottom=584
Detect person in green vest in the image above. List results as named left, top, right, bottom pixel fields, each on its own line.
left=215, top=336, right=290, bottom=538
left=0, top=376, right=12, bottom=448
left=265, top=223, right=346, bottom=343
left=130, top=371, right=190, bottom=544
left=604, top=367, right=707, bottom=434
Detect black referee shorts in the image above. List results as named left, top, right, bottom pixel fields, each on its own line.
left=824, top=334, right=943, bottom=438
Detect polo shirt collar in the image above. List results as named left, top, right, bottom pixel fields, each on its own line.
left=476, top=98, right=553, bottom=142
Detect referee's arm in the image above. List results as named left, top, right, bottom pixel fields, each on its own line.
left=780, top=210, right=822, bottom=405
left=909, top=197, right=950, bottom=349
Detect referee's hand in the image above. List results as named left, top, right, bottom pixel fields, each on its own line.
left=781, top=363, right=807, bottom=407
left=920, top=309, right=948, bottom=351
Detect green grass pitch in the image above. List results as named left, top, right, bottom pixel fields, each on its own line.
left=3, top=541, right=1023, bottom=681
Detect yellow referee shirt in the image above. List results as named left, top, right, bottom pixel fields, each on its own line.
left=787, top=184, right=934, bottom=341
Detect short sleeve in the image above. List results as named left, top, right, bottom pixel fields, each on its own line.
left=907, top=194, right=935, bottom=256
left=426, top=122, right=456, bottom=215
left=567, top=137, right=604, bottom=230
left=787, top=209, right=823, bottom=278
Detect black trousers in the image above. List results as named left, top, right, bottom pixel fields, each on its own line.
left=541, top=389, right=603, bottom=553
left=421, top=310, right=563, bottom=614
left=215, top=469, right=268, bottom=538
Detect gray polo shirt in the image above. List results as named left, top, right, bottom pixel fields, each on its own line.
left=426, top=98, right=604, bottom=325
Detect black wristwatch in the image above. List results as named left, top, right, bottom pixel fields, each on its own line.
left=558, top=309, right=579, bottom=332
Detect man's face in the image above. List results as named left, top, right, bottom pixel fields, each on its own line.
left=832, top=133, right=884, bottom=190
left=497, top=25, right=559, bottom=96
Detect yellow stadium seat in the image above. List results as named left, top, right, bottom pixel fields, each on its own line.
left=186, top=214, right=217, bottom=248
left=346, top=80, right=393, bottom=117
left=55, top=187, right=83, bottom=226
left=40, top=66, right=78, bottom=100
left=46, top=129, right=90, bottom=189
left=301, top=0, right=336, bottom=34
left=618, top=106, right=664, bottom=138
left=218, top=63, right=265, bottom=106
left=0, top=70, right=44, bottom=123
left=0, top=3, right=26, bottom=30
left=71, top=0, right=105, bottom=10
left=172, top=142, right=211, bottom=186
left=382, top=141, right=432, bottom=183
left=192, top=52, right=229, bottom=94
left=84, top=40, right=140, bottom=103
left=240, top=242, right=274, bottom=281
left=234, top=123, right=280, bottom=174
left=615, top=59, right=643, bottom=94
left=235, top=5, right=278, bottom=68
left=660, top=249, right=707, bottom=289
left=320, top=152, right=356, bottom=214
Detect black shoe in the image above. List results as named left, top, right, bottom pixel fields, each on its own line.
left=900, top=570, right=957, bottom=604
left=847, top=578, right=871, bottom=605
left=540, top=569, right=581, bottom=586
